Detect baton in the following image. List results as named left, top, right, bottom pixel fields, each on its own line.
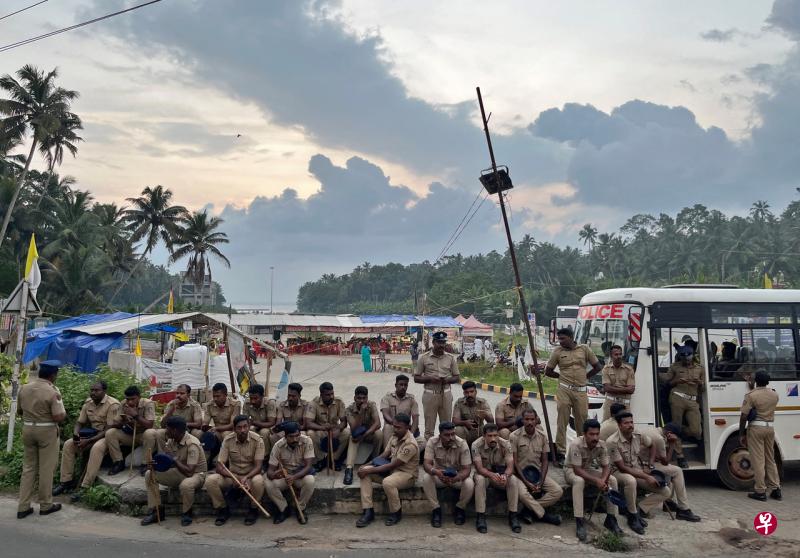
left=327, top=429, right=334, bottom=475
left=145, top=450, right=161, bottom=524
left=278, top=461, right=305, bottom=523
left=218, top=462, right=271, bottom=518
left=129, top=420, right=137, bottom=476
left=586, top=489, right=605, bottom=522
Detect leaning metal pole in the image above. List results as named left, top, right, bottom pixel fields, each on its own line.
left=476, top=86, right=556, bottom=463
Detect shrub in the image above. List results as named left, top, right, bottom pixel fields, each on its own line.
left=82, top=484, right=120, bottom=511
left=594, top=530, right=629, bottom=552
left=0, top=424, right=24, bottom=488
left=0, top=354, right=27, bottom=415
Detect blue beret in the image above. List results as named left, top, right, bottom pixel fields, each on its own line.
left=352, top=425, right=368, bottom=438
left=522, top=465, right=541, bottom=484
left=443, top=466, right=458, bottom=477
left=432, top=331, right=447, bottom=341
left=39, top=360, right=62, bottom=374
left=282, top=421, right=300, bottom=435
left=152, top=453, right=175, bottom=472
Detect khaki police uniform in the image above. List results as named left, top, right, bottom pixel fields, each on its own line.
left=453, top=396, right=492, bottom=446
left=493, top=396, right=533, bottom=439
left=204, top=431, right=265, bottom=509
left=265, top=435, right=316, bottom=511
left=379, top=391, right=422, bottom=450
left=471, top=437, right=520, bottom=513
left=607, top=430, right=668, bottom=514
left=104, top=398, right=156, bottom=463
left=664, top=362, right=703, bottom=439
left=415, top=351, right=459, bottom=439
left=634, top=430, right=692, bottom=512
left=243, top=398, right=277, bottom=454
left=17, top=377, right=66, bottom=513
left=639, top=425, right=685, bottom=463
left=599, top=417, right=618, bottom=442
left=306, top=396, right=349, bottom=462
left=345, top=400, right=380, bottom=467
left=145, top=431, right=207, bottom=512
left=742, top=386, right=780, bottom=494
left=272, top=398, right=309, bottom=445
left=422, top=435, right=474, bottom=509
left=359, top=430, right=419, bottom=513
left=59, top=394, right=119, bottom=484
left=546, top=345, right=599, bottom=453
left=509, top=427, right=563, bottom=516
left=601, top=362, right=635, bottom=420
left=142, top=397, right=204, bottom=460
left=563, top=436, right=620, bottom=518
left=203, top=398, right=242, bottom=442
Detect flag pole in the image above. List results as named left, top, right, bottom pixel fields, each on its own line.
left=6, top=279, right=29, bottom=452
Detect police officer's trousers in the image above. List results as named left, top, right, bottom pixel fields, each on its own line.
left=345, top=432, right=376, bottom=467
left=359, top=471, right=415, bottom=513
left=203, top=473, right=265, bottom=509
left=473, top=472, right=519, bottom=513
left=556, top=386, right=588, bottom=454
left=141, top=428, right=203, bottom=463
left=78, top=438, right=107, bottom=488
left=669, top=392, right=702, bottom=439
left=145, top=469, right=205, bottom=512
left=104, top=427, right=147, bottom=462
left=59, top=437, right=96, bottom=483
left=422, top=473, right=474, bottom=509
left=308, top=427, right=349, bottom=462
left=265, top=474, right=315, bottom=511
left=653, top=463, right=690, bottom=510
left=422, top=388, right=452, bottom=439
left=517, top=475, right=564, bottom=517
left=748, top=425, right=780, bottom=493
left=611, top=471, right=640, bottom=513
left=18, top=425, right=59, bottom=513
left=564, top=467, right=619, bottom=518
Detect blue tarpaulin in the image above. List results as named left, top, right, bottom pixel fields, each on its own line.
left=24, top=312, right=133, bottom=372
left=359, top=315, right=462, bottom=328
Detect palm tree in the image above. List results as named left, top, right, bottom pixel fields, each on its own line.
left=168, top=210, right=230, bottom=306
left=749, top=200, right=773, bottom=222
left=35, top=111, right=82, bottom=207
left=0, top=65, right=79, bottom=249
left=104, top=185, right=188, bottom=309
left=578, top=223, right=598, bottom=247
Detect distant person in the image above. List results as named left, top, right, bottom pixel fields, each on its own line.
left=741, top=370, right=781, bottom=502
left=361, top=343, right=372, bottom=372
left=414, top=331, right=460, bottom=439
left=410, top=341, right=419, bottom=366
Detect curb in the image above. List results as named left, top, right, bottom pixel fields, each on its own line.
left=388, top=363, right=556, bottom=402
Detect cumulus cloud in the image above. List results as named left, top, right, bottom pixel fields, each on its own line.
left=700, top=28, right=742, bottom=42
left=767, top=0, right=800, bottom=40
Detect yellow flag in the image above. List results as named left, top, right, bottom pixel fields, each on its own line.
left=167, top=288, right=174, bottom=313
left=24, top=234, right=38, bottom=277
left=174, top=332, right=189, bottom=342
left=764, top=272, right=773, bottom=289
left=134, top=336, right=142, bottom=357
left=24, top=234, right=41, bottom=294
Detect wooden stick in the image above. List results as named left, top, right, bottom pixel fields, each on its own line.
left=327, top=429, right=334, bottom=475
left=218, top=462, right=271, bottom=518
left=129, top=420, right=137, bottom=476
left=146, top=450, right=160, bottom=524
left=278, top=461, right=305, bottom=523
left=586, top=489, right=605, bottom=522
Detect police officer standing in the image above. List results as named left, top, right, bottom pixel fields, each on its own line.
left=662, top=345, right=704, bottom=441
left=740, top=370, right=781, bottom=501
left=17, top=360, right=66, bottom=518
left=601, top=345, right=635, bottom=420
left=414, top=331, right=460, bottom=440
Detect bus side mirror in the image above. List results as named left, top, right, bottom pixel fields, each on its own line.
left=627, top=306, right=644, bottom=351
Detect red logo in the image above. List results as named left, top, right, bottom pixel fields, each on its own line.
left=753, top=512, right=777, bottom=536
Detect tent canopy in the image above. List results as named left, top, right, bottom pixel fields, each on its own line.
left=456, top=314, right=493, bottom=338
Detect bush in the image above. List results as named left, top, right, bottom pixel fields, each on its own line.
left=0, top=353, right=27, bottom=415
left=594, top=530, right=629, bottom=552
left=0, top=423, right=24, bottom=488
left=82, top=484, right=120, bottom=511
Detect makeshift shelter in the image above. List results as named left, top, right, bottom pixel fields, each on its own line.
left=457, top=314, right=493, bottom=338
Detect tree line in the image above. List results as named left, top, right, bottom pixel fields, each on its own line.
left=297, top=198, right=800, bottom=322
left=0, top=65, right=232, bottom=316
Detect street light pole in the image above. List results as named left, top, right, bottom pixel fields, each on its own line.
left=475, top=86, right=556, bottom=463
left=270, top=266, right=274, bottom=314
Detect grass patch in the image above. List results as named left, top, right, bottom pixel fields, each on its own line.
left=460, top=362, right=558, bottom=395
left=593, top=530, right=629, bottom=552
left=82, top=485, right=121, bottom=512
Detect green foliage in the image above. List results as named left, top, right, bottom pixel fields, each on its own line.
left=298, top=200, right=800, bottom=321
left=459, top=362, right=558, bottom=394
left=82, top=484, right=120, bottom=511
left=0, top=353, right=21, bottom=414
left=593, top=530, right=629, bottom=552
left=0, top=423, right=24, bottom=488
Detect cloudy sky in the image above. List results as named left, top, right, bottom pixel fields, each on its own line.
left=2, top=0, right=799, bottom=307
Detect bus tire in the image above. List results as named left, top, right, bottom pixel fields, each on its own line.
left=716, top=436, right=755, bottom=491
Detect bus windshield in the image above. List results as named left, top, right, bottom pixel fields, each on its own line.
left=574, top=303, right=639, bottom=367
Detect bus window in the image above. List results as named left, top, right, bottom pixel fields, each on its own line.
left=655, top=327, right=700, bottom=425
left=707, top=328, right=799, bottom=381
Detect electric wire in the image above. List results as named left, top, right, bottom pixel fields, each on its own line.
left=0, top=0, right=48, bottom=22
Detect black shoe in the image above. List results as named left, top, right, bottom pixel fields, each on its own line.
left=17, top=508, right=33, bottom=520
left=556, top=453, right=566, bottom=468
left=636, top=508, right=649, bottom=527
left=139, top=464, right=148, bottom=477
left=576, top=517, right=587, bottom=542
left=518, top=507, right=534, bottom=525
left=476, top=512, right=487, bottom=533
left=181, top=509, right=193, bottom=526
left=385, top=509, right=402, bottom=526
left=296, top=507, right=308, bottom=524
left=140, top=506, right=164, bottom=526
left=70, top=489, right=84, bottom=503
left=454, top=506, right=466, bottom=525
left=40, top=503, right=62, bottom=516
left=313, top=460, right=326, bottom=473
left=53, top=481, right=75, bottom=496
left=604, top=514, right=624, bottom=535
left=356, top=508, right=375, bottom=528
left=244, top=508, right=258, bottom=526
left=663, top=500, right=678, bottom=513
left=541, top=511, right=562, bottom=525
left=770, top=488, right=782, bottom=501
left=677, top=456, right=689, bottom=469
left=273, top=506, right=289, bottom=524
left=508, top=512, right=521, bottom=533
left=343, top=467, right=353, bottom=485
left=214, top=506, right=231, bottom=526
left=334, top=459, right=344, bottom=472
left=626, top=512, right=645, bottom=535
left=431, top=507, right=442, bottom=528
left=748, top=492, right=767, bottom=502
left=108, top=461, right=125, bottom=476
left=676, top=508, right=701, bottom=522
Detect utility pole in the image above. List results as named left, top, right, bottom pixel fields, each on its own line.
left=475, top=86, right=556, bottom=462
left=270, top=266, right=274, bottom=314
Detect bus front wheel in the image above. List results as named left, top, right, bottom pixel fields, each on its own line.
left=717, top=436, right=755, bottom=491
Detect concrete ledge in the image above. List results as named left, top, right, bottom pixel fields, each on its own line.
left=99, top=466, right=571, bottom=517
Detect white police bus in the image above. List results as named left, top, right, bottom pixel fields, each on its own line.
left=575, top=286, right=800, bottom=490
